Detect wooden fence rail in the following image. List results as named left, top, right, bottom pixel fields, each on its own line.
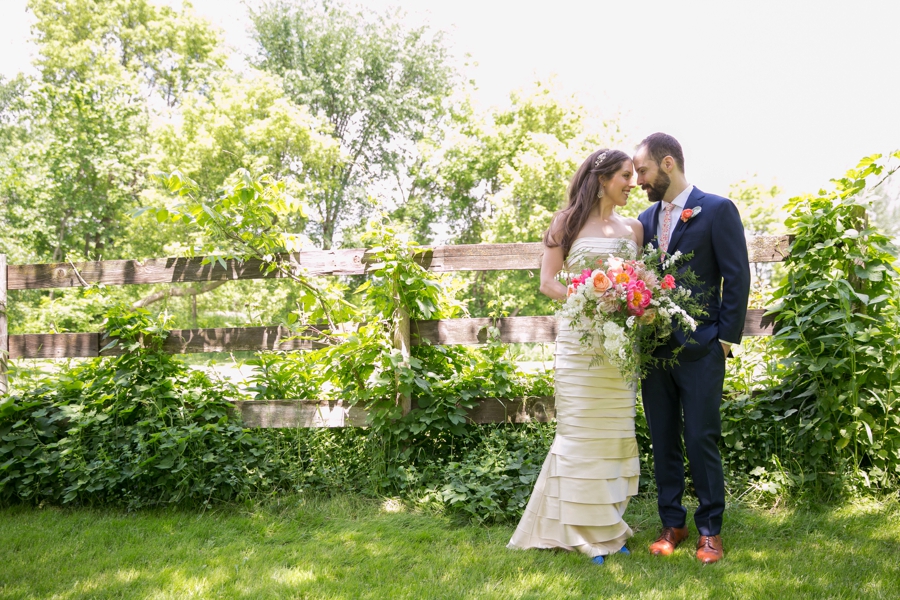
left=8, top=311, right=776, bottom=360
left=7, top=236, right=791, bottom=290
left=1, top=234, right=791, bottom=427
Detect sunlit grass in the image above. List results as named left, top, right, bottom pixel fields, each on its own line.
left=1, top=494, right=898, bottom=599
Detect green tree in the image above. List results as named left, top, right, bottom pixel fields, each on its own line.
left=151, top=71, right=341, bottom=249
left=413, top=82, right=620, bottom=316
left=249, top=0, right=457, bottom=248
left=0, top=0, right=223, bottom=263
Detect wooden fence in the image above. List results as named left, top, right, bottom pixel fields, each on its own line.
left=0, top=235, right=790, bottom=427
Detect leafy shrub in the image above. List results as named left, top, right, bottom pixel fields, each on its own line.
left=0, top=307, right=271, bottom=508
left=746, top=154, right=900, bottom=496
left=438, top=423, right=554, bottom=523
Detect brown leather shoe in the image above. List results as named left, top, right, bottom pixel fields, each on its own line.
left=696, top=535, right=724, bottom=564
left=648, top=526, right=689, bottom=556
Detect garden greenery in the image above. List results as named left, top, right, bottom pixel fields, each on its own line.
left=3, top=156, right=900, bottom=517
left=0, top=307, right=271, bottom=508
left=721, top=153, right=900, bottom=498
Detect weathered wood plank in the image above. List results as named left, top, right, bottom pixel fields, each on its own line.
left=464, top=396, right=556, bottom=424
left=7, top=326, right=327, bottom=359
left=9, top=333, right=100, bottom=359
left=7, top=310, right=776, bottom=359
left=746, top=234, right=793, bottom=263
left=412, top=310, right=774, bottom=345
left=6, top=251, right=368, bottom=290
left=7, top=236, right=792, bottom=290
left=0, top=254, right=8, bottom=394
left=743, top=309, right=776, bottom=337
left=155, top=326, right=321, bottom=354
left=412, top=316, right=558, bottom=345
left=228, top=396, right=557, bottom=428
left=233, top=400, right=369, bottom=428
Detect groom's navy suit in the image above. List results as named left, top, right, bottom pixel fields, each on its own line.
left=638, top=187, right=750, bottom=537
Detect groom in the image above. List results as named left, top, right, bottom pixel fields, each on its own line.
left=634, top=133, right=750, bottom=564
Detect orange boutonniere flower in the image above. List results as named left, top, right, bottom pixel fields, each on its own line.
left=680, top=206, right=702, bottom=223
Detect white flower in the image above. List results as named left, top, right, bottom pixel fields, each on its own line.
left=626, top=316, right=636, bottom=329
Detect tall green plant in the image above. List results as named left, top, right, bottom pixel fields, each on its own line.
left=766, top=152, right=900, bottom=493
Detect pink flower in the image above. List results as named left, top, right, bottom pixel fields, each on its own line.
left=635, top=263, right=660, bottom=289
left=626, top=281, right=652, bottom=314
left=608, top=263, right=635, bottom=286
left=572, top=269, right=591, bottom=287
left=571, top=268, right=593, bottom=287
left=661, top=274, right=676, bottom=290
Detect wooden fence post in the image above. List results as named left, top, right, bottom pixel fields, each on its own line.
left=394, top=305, right=412, bottom=416
left=0, top=254, right=8, bottom=396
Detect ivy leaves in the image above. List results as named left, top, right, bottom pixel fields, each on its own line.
left=0, top=307, right=271, bottom=507
left=767, top=152, right=900, bottom=490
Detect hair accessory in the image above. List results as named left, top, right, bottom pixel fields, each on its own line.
left=593, top=151, right=609, bottom=169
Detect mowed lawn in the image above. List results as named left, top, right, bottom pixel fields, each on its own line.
left=1, top=494, right=898, bottom=599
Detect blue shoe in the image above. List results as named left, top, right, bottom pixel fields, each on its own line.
left=591, top=555, right=605, bottom=565
left=619, top=545, right=630, bottom=555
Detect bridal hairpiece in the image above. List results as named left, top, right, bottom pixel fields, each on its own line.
left=593, top=152, right=609, bottom=169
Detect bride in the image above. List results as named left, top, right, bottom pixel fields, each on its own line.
left=507, top=148, right=642, bottom=565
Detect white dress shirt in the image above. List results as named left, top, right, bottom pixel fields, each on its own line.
left=656, top=184, right=693, bottom=244
left=657, top=184, right=737, bottom=349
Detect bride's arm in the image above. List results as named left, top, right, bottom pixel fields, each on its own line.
left=540, top=244, right=568, bottom=300
left=628, top=219, right=644, bottom=254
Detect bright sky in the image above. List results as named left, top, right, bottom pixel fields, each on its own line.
left=3, top=0, right=899, bottom=199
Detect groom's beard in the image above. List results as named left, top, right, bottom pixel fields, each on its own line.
left=643, top=171, right=671, bottom=203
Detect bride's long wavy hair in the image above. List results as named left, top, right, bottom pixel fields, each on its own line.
left=543, top=148, right=630, bottom=258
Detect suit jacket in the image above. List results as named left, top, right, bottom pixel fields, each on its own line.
left=637, top=187, right=751, bottom=361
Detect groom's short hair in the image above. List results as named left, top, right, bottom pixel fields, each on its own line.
left=638, top=132, right=685, bottom=174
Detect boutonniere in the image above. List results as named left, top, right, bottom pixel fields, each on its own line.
left=680, top=206, right=702, bottom=223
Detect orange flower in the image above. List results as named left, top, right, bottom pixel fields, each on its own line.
left=680, top=208, right=693, bottom=222
left=591, top=270, right=612, bottom=293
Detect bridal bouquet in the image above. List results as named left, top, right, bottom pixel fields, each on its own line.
left=558, top=245, right=706, bottom=379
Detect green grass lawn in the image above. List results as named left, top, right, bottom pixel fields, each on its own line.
left=1, top=494, right=898, bottom=599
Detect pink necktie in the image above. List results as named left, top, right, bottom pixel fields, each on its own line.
left=660, top=202, right=677, bottom=253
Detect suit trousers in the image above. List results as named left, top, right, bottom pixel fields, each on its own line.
left=641, top=345, right=726, bottom=536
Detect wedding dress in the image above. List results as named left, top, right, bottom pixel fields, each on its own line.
left=507, top=237, right=640, bottom=558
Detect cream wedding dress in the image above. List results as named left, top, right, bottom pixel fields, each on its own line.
left=507, top=237, right=640, bottom=558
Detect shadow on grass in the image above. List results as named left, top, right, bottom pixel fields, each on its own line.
left=1, top=494, right=898, bottom=599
